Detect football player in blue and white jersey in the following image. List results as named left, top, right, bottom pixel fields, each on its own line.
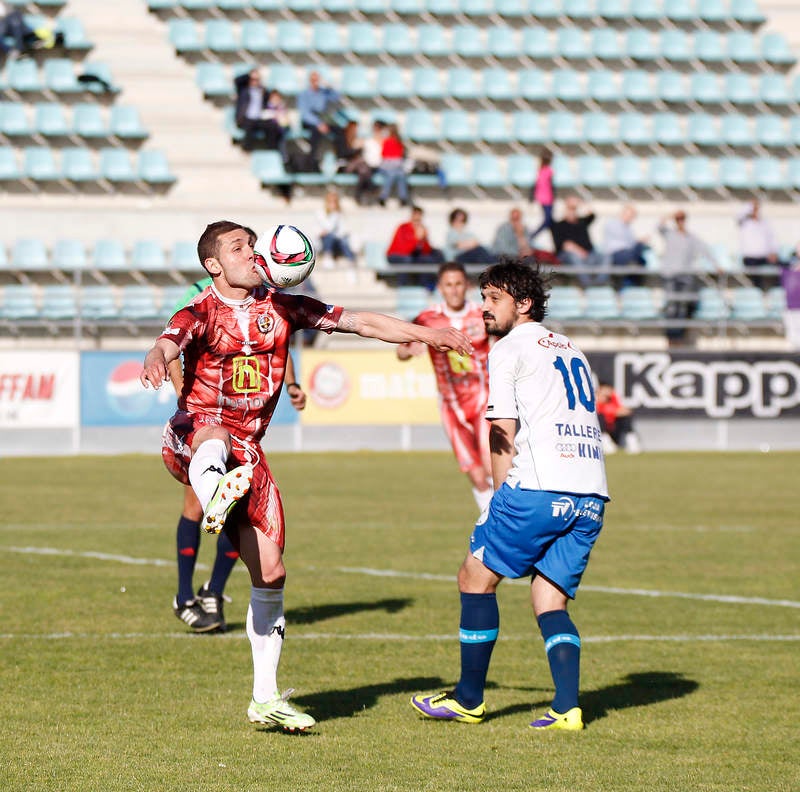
left=412, top=260, right=609, bottom=731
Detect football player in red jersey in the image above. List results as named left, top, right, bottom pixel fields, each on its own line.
left=140, top=220, right=472, bottom=731
left=397, top=262, right=493, bottom=512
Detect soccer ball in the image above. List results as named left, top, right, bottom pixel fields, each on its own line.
left=254, top=224, right=316, bottom=289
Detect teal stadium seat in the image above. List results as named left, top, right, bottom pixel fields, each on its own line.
left=657, top=71, right=688, bottom=104
left=92, top=239, right=127, bottom=271
left=613, top=155, right=647, bottom=190
left=522, top=28, right=554, bottom=60
left=625, top=29, right=653, bottom=62
left=620, top=286, right=660, bottom=320
left=494, top=0, right=527, bottom=16
left=52, top=238, right=87, bottom=271
left=487, top=28, right=521, bottom=60
left=181, top=0, right=216, bottom=10
left=100, top=148, right=136, bottom=183
left=217, top=0, right=251, bottom=9
left=530, top=0, right=561, bottom=21
left=789, top=160, right=800, bottom=191
left=630, top=0, right=661, bottom=22
left=120, top=285, right=161, bottom=320
left=519, top=69, right=552, bottom=103
left=695, top=287, right=729, bottom=321
left=80, top=285, right=119, bottom=321
left=512, top=112, right=547, bottom=145
left=659, top=29, right=691, bottom=63
left=341, top=65, right=375, bottom=98
left=288, top=0, right=322, bottom=12
left=404, top=109, right=439, bottom=143
left=588, top=70, right=622, bottom=104
left=578, top=155, right=612, bottom=189
left=721, top=115, right=753, bottom=147
left=268, top=64, right=301, bottom=96
left=376, top=66, right=410, bottom=99
left=663, top=0, right=696, bottom=23
left=363, top=240, right=388, bottom=272
left=687, top=113, right=720, bottom=147
left=552, top=69, right=587, bottom=103
left=41, top=285, right=78, bottom=320
left=583, top=286, right=620, bottom=320
left=552, top=154, right=578, bottom=189
left=583, top=112, right=616, bottom=147
left=653, top=113, right=683, bottom=147
left=548, top=110, right=581, bottom=147
left=482, top=68, right=516, bottom=102
left=42, top=59, right=79, bottom=94
left=442, top=109, right=476, bottom=143
left=73, top=103, right=108, bottom=138
left=58, top=17, right=92, bottom=52
left=547, top=287, right=584, bottom=322
left=34, top=102, right=69, bottom=137
left=460, top=0, right=493, bottom=16
left=391, top=0, right=424, bottom=13
left=506, top=154, right=537, bottom=189
left=694, top=30, right=725, bottom=64
left=62, top=147, right=99, bottom=182
left=171, top=241, right=199, bottom=271
left=252, top=0, right=286, bottom=9
left=790, top=117, right=800, bottom=148
left=355, top=0, right=389, bottom=13
left=684, top=156, right=719, bottom=191
left=411, top=67, right=445, bottom=101
left=251, top=150, right=291, bottom=184
left=439, top=152, right=472, bottom=187
left=447, top=68, right=480, bottom=101
left=348, top=23, right=381, bottom=56
left=730, top=0, right=766, bottom=25
left=131, top=240, right=166, bottom=271
left=758, top=74, right=790, bottom=106
left=241, top=20, right=274, bottom=54
left=169, top=19, right=202, bottom=54
left=79, top=62, right=119, bottom=95
left=755, top=115, right=788, bottom=148
left=161, top=285, right=193, bottom=318
left=205, top=20, right=239, bottom=54
left=7, top=59, right=43, bottom=92
left=418, top=25, right=450, bottom=58
left=477, top=111, right=510, bottom=144
left=761, top=32, right=795, bottom=66
left=752, top=157, right=786, bottom=191
left=1, top=285, right=39, bottom=320
left=557, top=28, right=591, bottom=61
left=619, top=111, right=652, bottom=147
left=563, top=0, right=595, bottom=21
left=24, top=146, right=60, bottom=182
left=649, top=156, right=683, bottom=191
left=382, top=24, right=416, bottom=58
left=275, top=21, right=308, bottom=55
left=730, top=287, right=767, bottom=321
left=426, top=0, right=459, bottom=14
left=596, top=0, right=628, bottom=21
left=110, top=106, right=148, bottom=141
left=624, top=70, right=656, bottom=104
left=726, top=31, right=759, bottom=64
left=725, top=73, right=757, bottom=105
left=472, top=153, right=506, bottom=189
left=311, top=22, right=346, bottom=56
left=395, top=286, right=431, bottom=321
left=138, top=150, right=176, bottom=185
left=697, top=0, right=729, bottom=24
left=719, top=156, right=749, bottom=190
left=12, top=238, right=48, bottom=270
left=196, top=62, right=230, bottom=98
left=453, top=26, right=485, bottom=59
left=0, top=102, right=32, bottom=137
left=592, top=28, right=624, bottom=62
left=690, top=72, right=724, bottom=105
left=765, top=287, right=785, bottom=319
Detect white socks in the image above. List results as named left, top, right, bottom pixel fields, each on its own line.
left=473, top=486, right=494, bottom=514
left=246, top=586, right=285, bottom=704
left=188, top=438, right=229, bottom=510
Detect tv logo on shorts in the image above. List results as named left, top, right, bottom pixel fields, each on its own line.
left=551, top=496, right=575, bottom=519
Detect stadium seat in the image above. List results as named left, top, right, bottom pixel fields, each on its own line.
left=695, top=287, right=729, bottom=321
left=552, top=69, right=587, bottom=103
left=591, top=28, right=623, bottom=62
left=204, top=19, right=238, bottom=53
left=0, top=285, right=39, bottom=320
left=618, top=112, right=652, bottom=147
left=442, top=109, right=476, bottom=143
left=453, top=25, right=485, bottom=59
left=506, top=154, right=537, bottom=189
left=41, top=285, right=78, bottom=320
left=427, top=0, right=459, bottom=14
left=131, top=240, right=166, bottom=271
left=790, top=117, right=800, bottom=148
left=196, top=62, right=230, bottom=98
left=690, top=73, right=724, bottom=105
left=44, top=59, right=80, bottom=94
left=252, top=0, right=286, bottom=8
left=694, top=30, right=725, bottom=64
left=718, top=156, right=750, bottom=190
left=730, top=0, right=766, bottom=25
left=552, top=154, right=578, bottom=189
left=663, top=0, right=696, bottom=22
left=758, top=74, right=791, bottom=106
left=275, top=21, right=308, bottom=55
left=789, top=159, right=800, bottom=191
left=687, top=113, right=721, bottom=147
left=755, top=115, right=789, bottom=148
left=52, top=238, right=87, bottom=271
left=79, top=62, right=119, bottom=96
left=583, top=286, right=620, bottom=320
left=482, top=68, right=516, bottom=103
left=630, top=0, right=660, bottom=22
left=138, top=150, right=176, bottom=185
left=80, top=285, right=119, bottom=321
left=417, top=24, right=450, bottom=58
left=381, top=23, right=415, bottom=58
left=110, top=106, right=148, bottom=141
left=624, top=70, right=656, bottom=104
left=563, top=0, right=595, bottom=21
left=411, top=67, right=445, bottom=101
left=613, top=156, right=647, bottom=190
left=625, top=29, right=653, bottom=62
left=487, top=27, right=521, bottom=60
left=439, top=152, right=472, bottom=187
left=583, top=111, right=616, bottom=147
left=752, top=157, right=787, bottom=191
left=730, top=287, right=767, bottom=321
left=169, top=19, right=202, bottom=54
left=251, top=150, right=291, bottom=184
left=720, top=115, right=754, bottom=147
left=547, top=286, right=584, bottom=321
left=519, top=69, right=553, bottom=103
left=363, top=240, right=389, bottom=272
left=697, top=0, right=728, bottom=23
left=529, top=0, right=561, bottom=21
left=268, top=64, right=301, bottom=96
left=120, top=285, right=161, bottom=320
left=649, top=156, right=683, bottom=190
left=404, top=109, right=439, bottom=143
left=161, top=285, right=192, bottom=318
left=494, top=0, right=528, bottom=16
left=724, top=73, right=757, bottom=105
left=522, top=28, right=555, bottom=60
left=761, top=32, right=795, bottom=66
left=578, top=155, right=612, bottom=189
left=92, top=239, right=127, bottom=271
left=659, top=29, right=691, bottom=63
left=765, top=287, right=785, bottom=319
left=355, top=0, right=389, bottom=13
left=348, top=22, right=381, bottom=56
left=653, top=113, right=683, bottom=147
left=596, top=0, right=627, bottom=19
left=72, top=103, right=108, bottom=138
left=684, top=156, right=719, bottom=191
left=62, top=147, right=99, bottom=183
left=656, top=71, right=688, bottom=104
left=587, top=70, right=622, bottom=104
left=12, top=238, right=48, bottom=270
left=726, top=31, right=759, bottom=64
left=7, top=58, right=43, bottom=92
left=620, top=286, right=660, bottom=320
left=340, top=65, right=375, bottom=98
left=395, top=286, right=431, bottom=321
left=548, top=111, right=581, bottom=146
left=390, top=0, right=424, bottom=13
left=476, top=111, right=510, bottom=144
left=557, top=28, right=591, bottom=61
left=99, top=148, right=136, bottom=183
left=376, top=66, right=410, bottom=99
left=171, top=241, right=199, bottom=271
left=34, top=103, right=69, bottom=137
left=447, top=68, right=480, bottom=101
left=0, top=102, right=32, bottom=137
left=460, top=0, right=493, bottom=16
left=472, top=153, right=506, bottom=189
left=24, top=146, right=60, bottom=182
left=512, top=112, right=547, bottom=146
left=241, top=20, right=274, bottom=54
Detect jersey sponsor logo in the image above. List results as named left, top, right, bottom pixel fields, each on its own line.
left=446, top=350, right=474, bottom=375
left=538, top=335, right=575, bottom=351
left=256, top=314, right=273, bottom=334
left=551, top=496, right=575, bottom=519
left=232, top=355, right=262, bottom=393
left=163, top=327, right=180, bottom=336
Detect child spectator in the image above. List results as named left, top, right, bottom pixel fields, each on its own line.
left=378, top=124, right=410, bottom=207
left=596, top=382, right=641, bottom=454
left=529, top=149, right=554, bottom=243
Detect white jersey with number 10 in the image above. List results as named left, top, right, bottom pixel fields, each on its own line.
left=485, top=322, right=609, bottom=499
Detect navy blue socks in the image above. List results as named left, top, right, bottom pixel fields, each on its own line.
left=537, top=609, right=581, bottom=714
left=176, top=516, right=200, bottom=604
left=208, top=529, right=239, bottom=595
left=454, top=592, right=499, bottom=709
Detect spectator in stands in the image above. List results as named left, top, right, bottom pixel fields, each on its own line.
left=529, top=149, right=554, bottom=242
left=0, top=2, right=56, bottom=57
left=297, top=70, right=344, bottom=167
left=659, top=209, right=720, bottom=344
left=444, top=208, right=495, bottom=265
left=551, top=196, right=608, bottom=287
left=234, top=70, right=288, bottom=154
left=603, top=204, right=649, bottom=287
left=316, top=189, right=357, bottom=271
left=387, top=205, right=444, bottom=287
left=378, top=123, right=410, bottom=207
left=596, top=382, right=641, bottom=454
left=737, top=199, right=779, bottom=288
left=492, top=207, right=534, bottom=259
left=335, top=120, right=375, bottom=206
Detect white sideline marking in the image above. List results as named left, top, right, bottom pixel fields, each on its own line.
left=336, top=567, right=800, bottom=609
left=0, top=632, right=798, bottom=643
left=8, top=548, right=799, bottom=610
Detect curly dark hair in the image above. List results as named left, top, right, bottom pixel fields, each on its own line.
left=478, top=258, right=550, bottom=322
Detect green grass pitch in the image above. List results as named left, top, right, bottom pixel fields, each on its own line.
left=0, top=450, right=798, bottom=792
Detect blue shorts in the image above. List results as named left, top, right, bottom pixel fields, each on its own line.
left=469, top=483, right=605, bottom=598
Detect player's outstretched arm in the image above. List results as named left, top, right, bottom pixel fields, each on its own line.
left=337, top=310, right=472, bottom=355
left=140, top=338, right=181, bottom=390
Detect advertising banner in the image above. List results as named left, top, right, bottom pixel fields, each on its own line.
left=588, top=351, right=800, bottom=419
left=302, top=349, right=440, bottom=425
left=0, top=351, right=79, bottom=428
left=80, top=351, right=300, bottom=427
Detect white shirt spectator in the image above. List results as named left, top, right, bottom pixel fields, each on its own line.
left=602, top=217, right=637, bottom=255
left=737, top=204, right=777, bottom=259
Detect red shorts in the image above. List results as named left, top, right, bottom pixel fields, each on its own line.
left=161, top=411, right=286, bottom=549
left=440, top=396, right=490, bottom=474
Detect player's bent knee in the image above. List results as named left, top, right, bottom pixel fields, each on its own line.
left=191, top=425, right=232, bottom=452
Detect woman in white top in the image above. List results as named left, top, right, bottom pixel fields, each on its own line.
left=317, top=190, right=356, bottom=268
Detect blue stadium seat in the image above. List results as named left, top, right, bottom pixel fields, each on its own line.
left=376, top=66, right=410, bottom=99
left=752, top=157, right=787, bottom=191
left=1, top=285, right=39, bottom=320
left=411, top=67, right=445, bottom=100
left=552, top=154, right=578, bottom=189
left=404, top=109, right=439, bottom=143
left=684, top=156, right=718, bottom=191
left=587, top=70, right=622, bottom=103
left=695, top=287, right=729, bottom=321
left=78, top=62, right=119, bottom=95
left=730, top=287, right=767, bottom=321
left=530, top=0, right=561, bottom=20
left=548, top=110, right=581, bottom=146
left=790, top=117, right=800, bottom=148
left=204, top=19, right=238, bottom=53
left=52, top=238, right=87, bottom=271
left=522, top=28, right=554, bottom=60
left=697, top=0, right=728, bottom=23
left=44, top=59, right=80, bottom=94
left=547, top=286, right=584, bottom=321
left=724, top=73, right=757, bottom=105
left=34, top=102, right=69, bottom=137
left=624, top=70, right=655, bottom=104
left=442, top=109, right=476, bottom=143
left=512, top=111, right=547, bottom=145
left=619, top=112, right=652, bottom=147
left=12, top=238, right=48, bottom=270
left=268, top=64, right=301, bottom=96
left=275, top=21, right=308, bottom=54
left=583, top=111, right=616, bottom=147
left=355, top=0, right=389, bottom=13
left=80, top=285, right=119, bottom=321
left=730, top=0, right=766, bottom=25
left=439, top=152, right=472, bottom=187
left=476, top=110, right=510, bottom=144
left=62, top=147, right=99, bottom=182
left=382, top=23, right=415, bottom=57
left=447, top=68, right=480, bottom=101
left=7, top=58, right=43, bottom=92
left=181, top=0, right=216, bottom=11
left=630, top=0, right=661, bottom=22
left=649, top=156, right=683, bottom=190
left=761, top=32, right=795, bottom=66
left=506, top=153, right=537, bottom=188
left=251, top=150, right=291, bottom=184
left=721, top=115, right=754, bottom=147
left=592, top=28, right=623, bottom=62
left=620, top=286, right=660, bottom=320
left=578, top=155, right=612, bottom=189
left=138, top=150, right=176, bottom=185
left=653, top=113, right=683, bottom=147
left=171, top=241, right=199, bottom=271
left=482, top=67, right=516, bottom=102
left=659, top=29, right=691, bottom=63
left=694, top=30, right=725, bottom=63
left=625, top=29, right=653, bottom=62
left=583, top=286, right=620, bottom=320
left=494, top=0, right=528, bottom=16
left=613, top=155, right=647, bottom=190
left=552, top=69, right=587, bottom=103
left=99, top=148, right=136, bottom=183
left=41, top=285, right=78, bottom=320
left=755, top=115, right=789, bottom=148
left=596, top=0, right=627, bottom=19
left=196, top=62, right=230, bottom=98
left=72, top=103, right=108, bottom=138
left=472, top=153, right=506, bottom=189
left=348, top=23, right=381, bottom=56
left=453, top=25, right=485, bottom=59
left=726, top=31, right=759, bottom=64
left=0, top=102, right=32, bottom=137
left=663, top=0, right=696, bottom=22
left=487, top=28, right=521, bottom=60
left=252, top=0, right=285, bottom=8
left=241, top=20, right=273, bottom=53
left=690, top=72, right=724, bottom=105
left=687, top=113, right=720, bottom=147
left=341, top=65, right=375, bottom=98
left=765, top=286, right=785, bottom=319
left=24, top=146, right=59, bottom=182
left=120, top=285, right=161, bottom=320
left=417, top=25, right=450, bottom=57
left=563, top=0, right=595, bottom=21
left=110, top=106, right=148, bottom=141
left=217, top=0, right=250, bottom=9
left=656, top=71, right=688, bottom=104
left=519, top=69, right=553, bottom=103
left=557, top=28, right=591, bottom=61
left=718, top=156, right=750, bottom=190
left=92, top=239, right=127, bottom=271
left=131, top=240, right=166, bottom=271
left=460, top=0, right=493, bottom=15
left=169, top=19, right=202, bottom=54
left=390, top=0, right=424, bottom=13
left=427, top=0, right=459, bottom=14
left=758, top=74, right=791, bottom=106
